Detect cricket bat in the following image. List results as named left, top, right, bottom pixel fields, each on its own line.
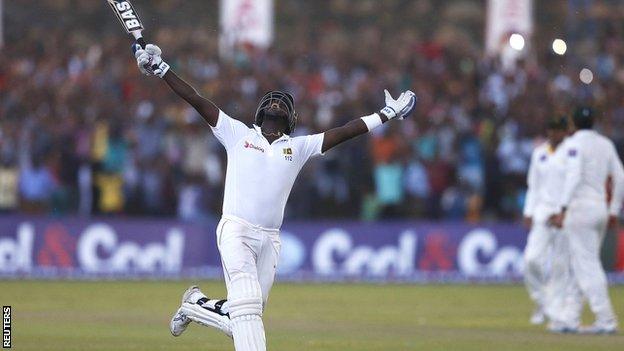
left=106, top=0, right=147, bottom=52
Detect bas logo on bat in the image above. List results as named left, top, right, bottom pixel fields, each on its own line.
left=114, top=1, right=142, bottom=31
left=108, top=1, right=144, bottom=32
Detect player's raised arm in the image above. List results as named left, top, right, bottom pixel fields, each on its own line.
left=135, top=44, right=219, bottom=127
left=321, top=90, right=417, bottom=153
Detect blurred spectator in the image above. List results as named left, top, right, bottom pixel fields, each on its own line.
left=371, top=127, right=406, bottom=218
left=19, top=156, right=57, bottom=213
left=1, top=0, right=623, bottom=221
left=0, top=160, right=19, bottom=213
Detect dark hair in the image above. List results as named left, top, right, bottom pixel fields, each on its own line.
left=572, top=106, right=594, bottom=130
left=546, top=116, right=568, bottom=130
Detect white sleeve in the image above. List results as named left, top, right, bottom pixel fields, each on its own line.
left=209, top=110, right=250, bottom=150
left=608, top=142, right=624, bottom=216
left=559, top=141, right=582, bottom=210
left=523, top=150, right=539, bottom=217
left=296, top=133, right=325, bottom=164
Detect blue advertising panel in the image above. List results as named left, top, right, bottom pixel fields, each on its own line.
left=0, top=216, right=622, bottom=283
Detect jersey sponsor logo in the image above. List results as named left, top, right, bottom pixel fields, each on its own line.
left=243, top=141, right=264, bottom=153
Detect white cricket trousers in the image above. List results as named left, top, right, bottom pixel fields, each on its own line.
left=562, top=200, right=617, bottom=327
left=523, top=207, right=570, bottom=322
left=524, top=223, right=570, bottom=321
left=216, top=215, right=281, bottom=351
left=217, top=216, right=281, bottom=305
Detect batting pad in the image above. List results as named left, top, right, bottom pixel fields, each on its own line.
left=231, top=314, right=266, bottom=351
left=227, top=273, right=263, bottom=319
left=180, top=302, right=232, bottom=337
left=226, top=273, right=266, bottom=350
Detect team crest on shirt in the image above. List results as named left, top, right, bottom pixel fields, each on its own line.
left=283, top=148, right=293, bottom=161
left=539, top=154, right=547, bottom=162
left=568, top=148, right=577, bottom=157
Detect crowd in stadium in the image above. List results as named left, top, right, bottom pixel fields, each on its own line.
left=1, top=0, right=623, bottom=221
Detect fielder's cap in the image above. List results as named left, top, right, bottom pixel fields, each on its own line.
left=572, top=106, right=594, bottom=129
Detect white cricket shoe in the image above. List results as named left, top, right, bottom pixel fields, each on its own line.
left=547, top=321, right=578, bottom=334
left=578, top=320, right=618, bottom=335
left=169, top=285, right=202, bottom=337
left=530, top=306, right=545, bottom=325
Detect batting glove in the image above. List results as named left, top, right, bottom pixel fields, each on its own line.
left=379, top=89, right=417, bottom=120
left=134, top=44, right=170, bottom=78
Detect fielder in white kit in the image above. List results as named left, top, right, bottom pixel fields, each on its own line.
left=549, top=107, right=624, bottom=334
left=133, top=44, right=417, bottom=350
left=522, top=117, right=571, bottom=328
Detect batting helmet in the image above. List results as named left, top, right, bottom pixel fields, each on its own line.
left=254, top=91, right=297, bottom=135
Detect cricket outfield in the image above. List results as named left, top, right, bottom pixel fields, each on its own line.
left=1, top=281, right=623, bottom=350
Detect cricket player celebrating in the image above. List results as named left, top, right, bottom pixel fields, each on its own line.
left=549, top=107, right=624, bottom=334
left=522, top=117, right=570, bottom=328
left=133, top=44, right=416, bottom=350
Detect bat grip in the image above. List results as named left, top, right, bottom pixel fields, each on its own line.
left=132, top=37, right=147, bottom=55
left=136, top=37, right=147, bottom=49
left=131, top=32, right=146, bottom=55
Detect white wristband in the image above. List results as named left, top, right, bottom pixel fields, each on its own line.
left=361, top=113, right=383, bottom=131
left=155, top=61, right=170, bottom=78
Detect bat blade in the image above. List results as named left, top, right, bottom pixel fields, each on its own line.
left=106, top=0, right=146, bottom=49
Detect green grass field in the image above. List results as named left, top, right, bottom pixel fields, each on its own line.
left=1, top=281, right=623, bottom=350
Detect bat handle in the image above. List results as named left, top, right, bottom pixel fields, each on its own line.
left=136, top=37, right=147, bottom=49
left=131, top=32, right=146, bottom=55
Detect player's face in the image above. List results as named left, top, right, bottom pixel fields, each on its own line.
left=261, top=100, right=289, bottom=132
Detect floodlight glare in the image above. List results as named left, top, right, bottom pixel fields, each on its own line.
left=552, top=39, right=567, bottom=55
left=509, top=33, right=525, bottom=51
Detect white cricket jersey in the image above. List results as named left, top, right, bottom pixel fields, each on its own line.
left=523, top=141, right=567, bottom=218
left=559, top=130, right=624, bottom=215
left=210, top=110, right=325, bottom=230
